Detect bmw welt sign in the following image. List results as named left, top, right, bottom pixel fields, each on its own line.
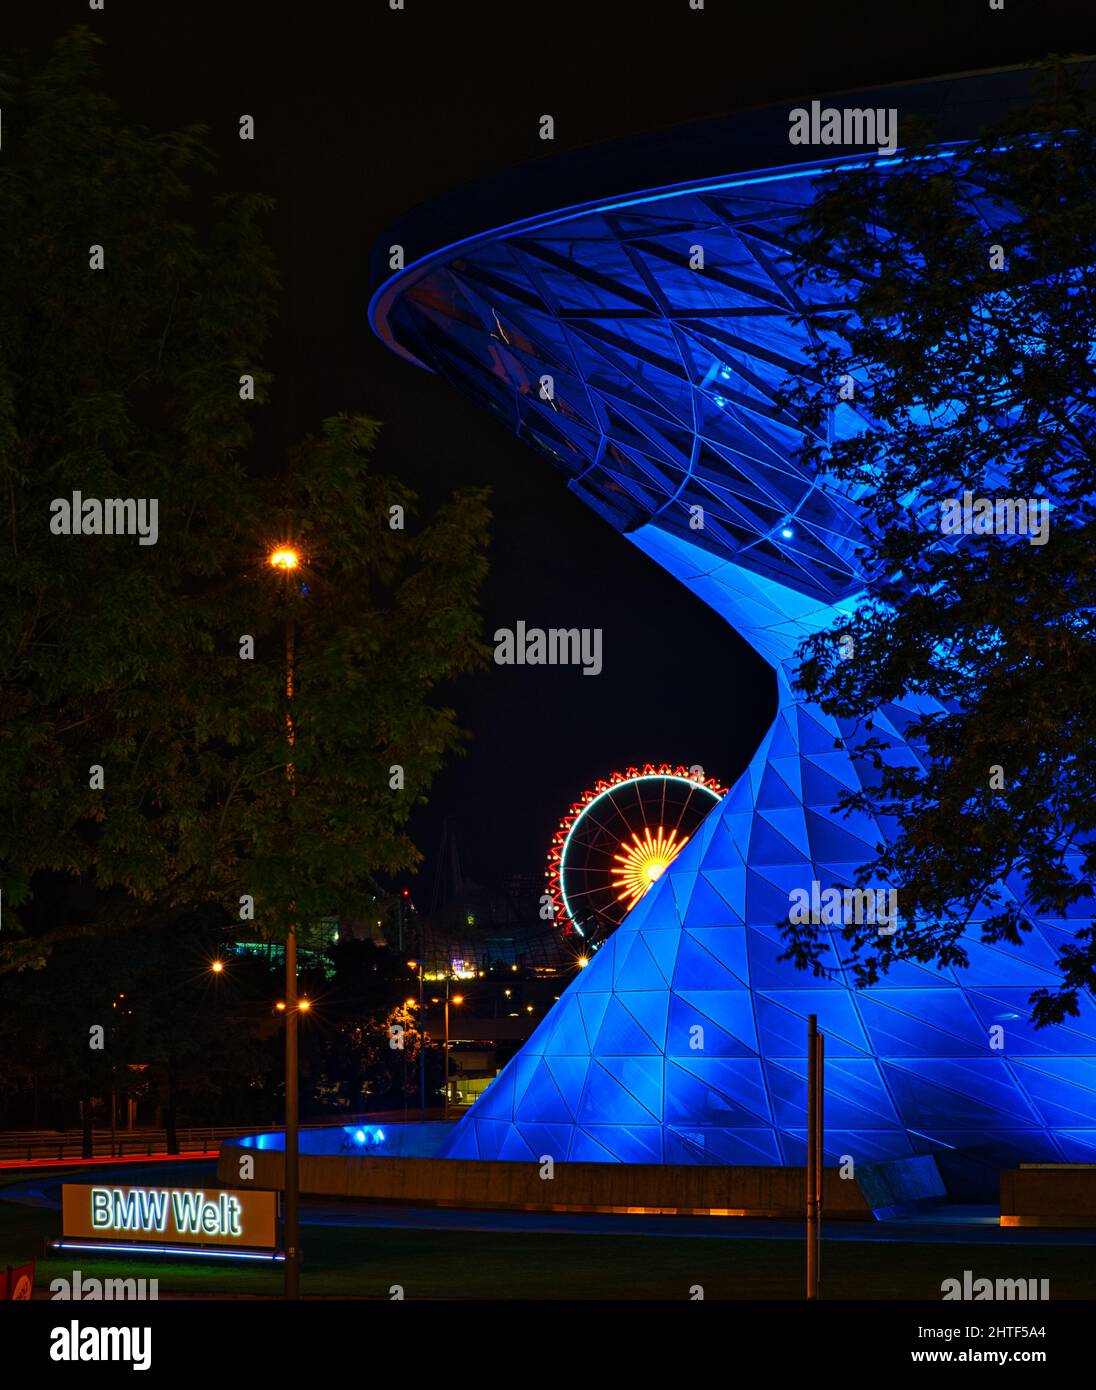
left=62, top=1184, right=278, bottom=1249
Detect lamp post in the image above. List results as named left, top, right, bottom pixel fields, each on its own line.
left=443, top=987, right=464, bottom=1121
left=408, top=960, right=425, bottom=1121
left=268, top=545, right=303, bottom=1301
left=403, top=996, right=416, bottom=1123
left=806, top=1013, right=824, bottom=1301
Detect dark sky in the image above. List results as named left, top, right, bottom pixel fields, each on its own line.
left=8, top=1, right=1093, bottom=898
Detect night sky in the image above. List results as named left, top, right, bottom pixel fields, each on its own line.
left=9, top=0, right=1092, bottom=897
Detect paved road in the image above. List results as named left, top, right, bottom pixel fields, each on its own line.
left=5, top=1159, right=1095, bottom=1247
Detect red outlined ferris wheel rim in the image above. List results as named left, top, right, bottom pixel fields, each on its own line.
left=546, top=763, right=726, bottom=939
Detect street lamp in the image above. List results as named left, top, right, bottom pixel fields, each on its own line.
left=408, top=960, right=426, bottom=1121
left=267, top=543, right=303, bottom=1301
left=443, top=990, right=464, bottom=1122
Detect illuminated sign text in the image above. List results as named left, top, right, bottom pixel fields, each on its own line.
left=62, top=1184, right=277, bottom=1250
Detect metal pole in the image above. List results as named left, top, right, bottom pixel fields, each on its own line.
left=443, top=985, right=450, bottom=1123
left=284, top=925, right=299, bottom=1299
left=284, top=612, right=301, bottom=1301
left=815, top=1029, right=824, bottom=1298
left=806, top=1013, right=818, bottom=1301
left=418, top=965, right=425, bottom=1122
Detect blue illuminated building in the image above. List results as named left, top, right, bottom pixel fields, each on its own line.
left=370, top=68, right=1096, bottom=1175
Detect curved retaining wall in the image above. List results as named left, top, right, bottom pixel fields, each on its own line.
left=217, top=1136, right=876, bottom=1218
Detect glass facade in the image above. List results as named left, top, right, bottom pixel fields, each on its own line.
left=372, top=142, right=1096, bottom=1168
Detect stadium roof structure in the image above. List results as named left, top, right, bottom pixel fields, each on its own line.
left=370, top=66, right=1096, bottom=1177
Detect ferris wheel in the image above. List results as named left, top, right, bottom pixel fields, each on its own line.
left=546, top=764, right=726, bottom=942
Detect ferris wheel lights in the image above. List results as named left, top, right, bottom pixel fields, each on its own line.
left=611, top=824, right=689, bottom=911
left=547, top=764, right=726, bottom=942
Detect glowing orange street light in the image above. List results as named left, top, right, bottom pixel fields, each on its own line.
left=268, top=547, right=300, bottom=571
left=275, top=1001, right=287, bottom=1012
left=444, top=991, right=464, bottom=1122
left=210, top=960, right=225, bottom=974
left=298, top=998, right=312, bottom=1013
left=405, top=998, right=416, bottom=1009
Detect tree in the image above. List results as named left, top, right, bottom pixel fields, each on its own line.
left=0, top=29, right=490, bottom=972
left=311, top=942, right=439, bottom=1114
left=313, top=1001, right=436, bottom=1114
left=0, top=933, right=116, bottom=1155
left=0, top=920, right=280, bottom=1153
left=779, top=62, right=1095, bottom=1024
left=117, top=923, right=278, bottom=1150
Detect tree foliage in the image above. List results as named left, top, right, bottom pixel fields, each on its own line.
left=0, top=29, right=490, bottom=971
left=780, top=63, right=1096, bottom=1024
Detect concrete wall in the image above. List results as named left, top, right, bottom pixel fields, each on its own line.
left=218, top=1139, right=873, bottom=1218
left=1001, top=1166, right=1096, bottom=1227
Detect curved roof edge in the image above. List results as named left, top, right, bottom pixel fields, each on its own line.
left=369, top=58, right=1095, bottom=348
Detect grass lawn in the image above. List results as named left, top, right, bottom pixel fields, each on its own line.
left=2, top=1175, right=1092, bottom=1300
